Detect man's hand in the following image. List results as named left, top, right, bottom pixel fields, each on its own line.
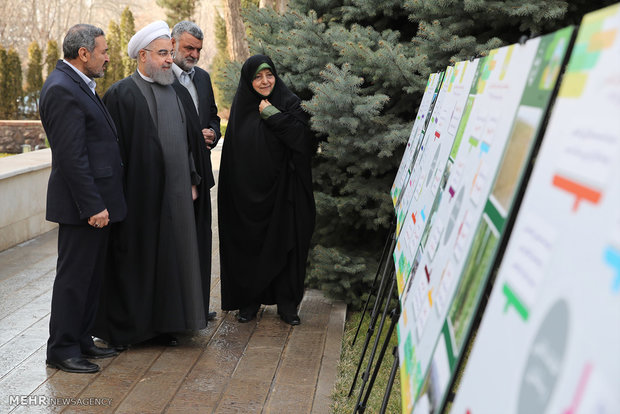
left=202, top=128, right=216, bottom=148
left=192, top=185, right=198, bottom=201
left=88, top=209, right=110, bottom=228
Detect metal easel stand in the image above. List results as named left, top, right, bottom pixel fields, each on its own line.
left=348, top=222, right=397, bottom=397
left=352, top=272, right=399, bottom=413
left=351, top=220, right=396, bottom=347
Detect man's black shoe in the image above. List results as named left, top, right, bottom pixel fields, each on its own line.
left=82, top=345, right=119, bottom=359
left=46, top=357, right=100, bottom=373
left=278, top=312, right=301, bottom=326
left=94, top=337, right=129, bottom=352
left=207, top=311, right=217, bottom=321
left=236, top=312, right=256, bottom=323
left=237, top=305, right=259, bottom=323
left=154, top=333, right=179, bottom=346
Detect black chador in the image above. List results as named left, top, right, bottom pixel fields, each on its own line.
left=218, top=55, right=316, bottom=317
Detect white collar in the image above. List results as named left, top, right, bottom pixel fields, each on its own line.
left=62, top=59, right=96, bottom=94
left=136, top=68, right=155, bottom=83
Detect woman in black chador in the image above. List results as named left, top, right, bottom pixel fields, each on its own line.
left=218, top=54, right=316, bottom=325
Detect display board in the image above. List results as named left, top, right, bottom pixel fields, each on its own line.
left=391, top=72, right=444, bottom=211
left=450, top=5, right=620, bottom=413
left=395, top=28, right=577, bottom=412
left=426, top=26, right=574, bottom=412
left=393, top=60, right=480, bottom=295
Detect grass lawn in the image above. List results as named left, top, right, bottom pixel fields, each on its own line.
left=331, top=310, right=401, bottom=413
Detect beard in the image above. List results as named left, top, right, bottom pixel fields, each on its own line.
left=173, top=45, right=198, bottom=71
left=85, top=62, right=105, bottom=79
left=176, top=55, right=197, bottom=71
left=145, top=54, right=174, bottom=85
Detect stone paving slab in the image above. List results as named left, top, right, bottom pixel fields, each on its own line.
left=0, top=147, right=347, bottom=413
left=0, top=227, right=346, bottom=414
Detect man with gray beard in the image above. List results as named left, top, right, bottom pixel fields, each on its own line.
left=171, top=20, right=221, bottom=323
left=92, top=21, right=208, bottom=348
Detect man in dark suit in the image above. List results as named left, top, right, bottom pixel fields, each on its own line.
left=171, top=20, right=221, bottom=322
left=39, top=24, right=126, bottom=373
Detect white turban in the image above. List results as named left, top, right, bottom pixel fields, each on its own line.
left=127, top=20, right=170, bottom=59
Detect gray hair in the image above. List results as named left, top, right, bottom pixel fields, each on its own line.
left=63, top=24, right=105, bottom=59
left=171, top=21, right=203, bottom=41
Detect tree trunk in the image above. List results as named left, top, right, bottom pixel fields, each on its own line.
left=276, top=0, right=288, bottom=13
left=224, top=0, right=250, bottom=62
left=259, top=0, right=288, bottom=13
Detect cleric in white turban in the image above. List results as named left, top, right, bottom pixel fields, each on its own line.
left=127, top=20, right=170, bottom=59
left=94, top=20, right=210, bottom=347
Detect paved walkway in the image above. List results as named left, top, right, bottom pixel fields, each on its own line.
left=0, top=147, right=346, bottom=413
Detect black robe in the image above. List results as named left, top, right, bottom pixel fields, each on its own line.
left=218, top=55, right=316, bottom=311
left=172, top=79, right=216, bottom=317
left=92, top=75, right=210, bottom=345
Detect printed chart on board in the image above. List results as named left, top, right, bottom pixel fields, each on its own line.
left=428, top=26, right=574, bottom=413
left=391, top=72, right=443, bottom=211
left=393, top=72, right=445, bottom=236
left=397, top=35, right=545, bottom=413
left=451, top=5, right=620, bottom=414
left=393, top=60, right=480, bottom=295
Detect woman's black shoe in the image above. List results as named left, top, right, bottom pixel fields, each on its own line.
left=278, top=312, right=300, bottom=326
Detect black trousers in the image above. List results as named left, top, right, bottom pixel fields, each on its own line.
left=47, top=224, right=110, bottom=361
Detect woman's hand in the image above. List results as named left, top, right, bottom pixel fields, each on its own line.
left=259, top=99, right=272, bottom=113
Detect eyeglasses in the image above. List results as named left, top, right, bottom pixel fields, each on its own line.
left=143, top=48, right=175, bottom=59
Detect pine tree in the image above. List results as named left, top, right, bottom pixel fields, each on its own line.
left=212, top=13, right=233, bottom=109
left=226, top=0, right=615, bottom=307
left=45, top=40, right=60, bottom=80
left=120, top=7, right=137, bottom=77
left=26, top=42, right=43, bottom=93
left=0, top=46, right=7, bottom=119
left=156, top=0, right=196, bottom=26
left=24, top=41, right=43, bottom=118
left=98, top=21, right=124, bottom=95
left=1, top=49, right=23, bottom=119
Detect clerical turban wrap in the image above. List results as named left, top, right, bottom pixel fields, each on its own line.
left=127, top=20, right=171, bottom=59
